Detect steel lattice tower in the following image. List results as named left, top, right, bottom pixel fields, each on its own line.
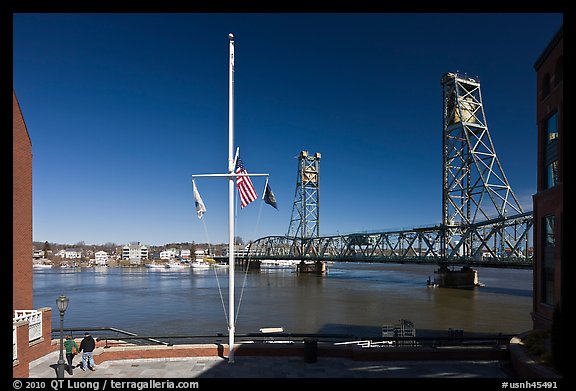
left=248, top=74, right=532, bottom=267
left=441, top=72, right=524, bottom=258
left=442, top=72, right=523, bottom=225
left=288, top=151, right=321, bottom=239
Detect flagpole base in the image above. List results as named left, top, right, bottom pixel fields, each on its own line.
left=228, top=344, right=235, bottom=364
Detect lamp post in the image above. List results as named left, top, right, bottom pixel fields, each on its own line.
left=56, top=295, right=69, bottom=379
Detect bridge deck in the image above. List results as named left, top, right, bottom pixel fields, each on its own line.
left=229, top=212, right=533, bottom=269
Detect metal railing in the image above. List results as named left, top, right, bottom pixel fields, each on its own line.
left=51, top=327, right=169, bottom=346
left=52, top=327, right=513, bottom=349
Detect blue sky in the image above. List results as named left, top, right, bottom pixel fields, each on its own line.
left=13, top=13, right=563, bottom=246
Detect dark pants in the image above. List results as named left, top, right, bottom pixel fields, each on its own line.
left=66, top=353, right=75, bottom=375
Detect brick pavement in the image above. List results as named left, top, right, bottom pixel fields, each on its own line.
left=28, top=349, right=513, bottom=378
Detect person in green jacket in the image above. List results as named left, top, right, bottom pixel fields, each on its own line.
left=63, top=335, right=79, bottom=375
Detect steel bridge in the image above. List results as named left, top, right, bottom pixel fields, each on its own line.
left=246, top=212, right=533, bottom=268
left=241, top=73, right=534, bottom=269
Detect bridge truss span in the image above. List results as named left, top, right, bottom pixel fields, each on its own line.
left=247, top=211, right=533, bottom=268
left=246, top=72, right=533, bottom=270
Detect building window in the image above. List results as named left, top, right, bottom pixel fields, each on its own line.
left=554, top=56, right=563, bottom=86
left=543, top=111, right=559, bottom=189
left=546, top=161, right=559, bottom=188
left=544, top=215, right=555, bottom=247
left=541, top=215, right=555, bottom=305
left=541, top=73, right=551, bottom=99
left=546, top=112, right=558, bottom=142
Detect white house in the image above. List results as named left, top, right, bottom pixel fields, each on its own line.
left=194, top=249, right=208, bottom=260
left=180, top=249, right=191, bottom=260
left=58, top=248, right=82, bottom=259
left=94, top=251, right=109, bottom=265
left=159, top=249, right=177, bottom=260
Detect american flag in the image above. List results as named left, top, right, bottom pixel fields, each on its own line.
left=235, top=157, right=258, bottom=208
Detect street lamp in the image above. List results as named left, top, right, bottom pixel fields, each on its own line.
left=56, top=295, right=69, bottom=379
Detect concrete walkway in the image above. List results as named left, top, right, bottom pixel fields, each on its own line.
left=29, top=350, right=514, bottom=378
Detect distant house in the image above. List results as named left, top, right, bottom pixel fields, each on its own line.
left=33, top=249, right=44, bottom=259
left=122, top=242, right=148, bottom=264
left=159, top=249, right=176, bottom=260
left=195, top=249, right=208, bottom=260
left=180, top=249, right=191, bottom=260
left=94, top=251, right=109, bottom=265
left=56, top=248, right=82, bottom=259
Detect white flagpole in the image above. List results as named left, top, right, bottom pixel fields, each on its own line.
left=227, top=32, right=236, bottom=364
left=191, top=34, right=269, bottom=364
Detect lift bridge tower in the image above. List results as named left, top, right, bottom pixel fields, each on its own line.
left=287, top=151, right=324, bottom=266
left=441, top=72, right=524, bottom=260
left=288, top=151, right=321, bottom=240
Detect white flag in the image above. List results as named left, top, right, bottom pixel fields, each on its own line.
left=192, top=180, right=206, bottom=219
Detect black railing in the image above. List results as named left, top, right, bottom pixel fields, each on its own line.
left=52, top=327, right=514, bottom=349
left=51, top=327, right=170, bottom=346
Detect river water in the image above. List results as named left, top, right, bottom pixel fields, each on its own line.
left=33, top=262, right=532, bottom=340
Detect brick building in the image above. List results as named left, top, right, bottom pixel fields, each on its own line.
left=13, top=89, right=33, bottom=312
left=532, top=26, right=563, bottom=329
left=13, top=90, right=53, bottom=377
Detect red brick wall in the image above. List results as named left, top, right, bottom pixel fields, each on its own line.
left=13, top=89, right=33, bottom=312
left=13, top=321, right=30, bottom=378
left=13, top=308, right=53, bottom=378
left=533, top=29, right=563, bottom=330
left=535, top=33, right=563, bottom=192
left=532, top=185, right=563, bottom=329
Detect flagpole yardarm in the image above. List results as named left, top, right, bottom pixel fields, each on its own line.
left=192, top=173, right=269, bottom=179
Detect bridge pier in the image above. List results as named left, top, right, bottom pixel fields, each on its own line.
left=433, top=265, right=480, bottom=288
left=236, top=259, right=261, bottom=271
left=296, top=260, right=327, bottom=274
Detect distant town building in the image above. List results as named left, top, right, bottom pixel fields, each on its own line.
left=160, top=249, right=177, bottom=260
left=194, top=249, right=208, bottom=260
left=122, top=242, right=148, bottom=264
left=180, top=249, right=191, bottom=260
left=94, top=251, right=109, bottom=265
left=33, top=249, right=45, bottom=259
left=532, top=25, right=563, bottom=330
left=56, top=248, right=82, bottom=259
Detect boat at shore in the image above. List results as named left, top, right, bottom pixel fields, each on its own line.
left=168, top=262, right=189, bottom=269
left=145, top=263, right=169, bottom=269
left=260, top=259, right=299, bottom=269
left=33, top=263, right=53, bottom=268
left=190, top=261, right=210, bottom=269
